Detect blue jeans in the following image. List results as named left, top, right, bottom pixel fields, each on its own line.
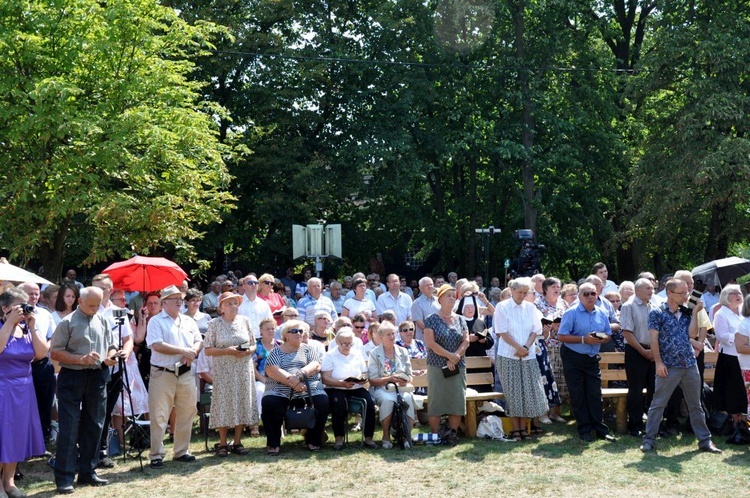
left=54, top=368, right=109, bottom=486
left=643, top=364, right=712, bottom=446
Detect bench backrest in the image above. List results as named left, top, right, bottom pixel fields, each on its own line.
left=410, top=356, right=495, bottom=389
left=599, top=351, right=719, bottom=387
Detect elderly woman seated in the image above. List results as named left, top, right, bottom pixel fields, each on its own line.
left=321, top=328, right=377, bottom=450
left=261, top=320, right=329, bottom=455
left=367, top=321, right=415, bottom=449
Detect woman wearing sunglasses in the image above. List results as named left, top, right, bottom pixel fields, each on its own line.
left=257, top=273, right=286, bottom=325
left=261, top=320, right=329, bottom=455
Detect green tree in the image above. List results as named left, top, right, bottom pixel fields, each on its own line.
left=0, top=0, right=235, bottom=280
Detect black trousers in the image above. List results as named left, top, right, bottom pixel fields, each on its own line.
left=261, top=394, right=329, bottom=448
left=32, top=357, right=56, bottom=439
left=561, top=346, right=609, bottom=436
left=624, top=345, right=655, bottom=432
left=325, top=387, right=375, bottom=438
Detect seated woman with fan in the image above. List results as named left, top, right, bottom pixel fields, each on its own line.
left=261, top=320, right=329, bottom=455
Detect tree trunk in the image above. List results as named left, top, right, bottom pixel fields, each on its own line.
left=37, top=219, right=70, bottom=283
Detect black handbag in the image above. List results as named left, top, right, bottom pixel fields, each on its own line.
left=284, top=373, right=317, bottom=430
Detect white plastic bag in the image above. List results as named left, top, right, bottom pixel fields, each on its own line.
left=477, top=415, right=512, bottom=441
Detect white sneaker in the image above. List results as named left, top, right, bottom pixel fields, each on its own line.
left=549, top=414, right=567, bottom=423
left=382, top=441, right=393, bottom=449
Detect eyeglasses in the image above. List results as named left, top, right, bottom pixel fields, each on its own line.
left=316, top=316, right=329, bottom=320
left=286, top=328, right=303, bottom=335
left=246, top=281, right=259, bottom=285
left=669, top=291, right=687, bottom=295
left=283, top=314, right=298, bottom=318
left=163, top=297, right=183, bottom=303
left=582, top=291, right=597, bottom=297
left=400, top=328, right=414, bottom=332
left=339, top=342, right=353, bottom=347
left=111, top=297, right=126, bottom=303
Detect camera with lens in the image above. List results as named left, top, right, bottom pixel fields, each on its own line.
left=508, top=229, right=546, bottom=278
left=20, top=303, right=35, bottom=315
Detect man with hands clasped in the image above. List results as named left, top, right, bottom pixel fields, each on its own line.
left=557, top=283, right=615, bottom=442
left=640, top=279, right=721, bottom=454
left=146, top=285, right=203, bottom=468
left=50, top=287, right=117, bottom=494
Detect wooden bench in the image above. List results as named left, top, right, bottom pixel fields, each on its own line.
left=410, top=356, right=503, bottom=438
left=599, top=350, right=719, bottom=433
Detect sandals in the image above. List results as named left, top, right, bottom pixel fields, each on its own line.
left=307, top=444, right=321, bottom=452
left=266, top=446, right=280, bottom=456
left=216, top=445, right=229, bottom=457
left=510, top=430, right=530, bottom=441
left=530, top=425, right=544, bottom=436
left=250, top=426, right=261, bottom=437
left=231, top=443, right=249, bottom=455
left=519, top=430, right=531, bottom=440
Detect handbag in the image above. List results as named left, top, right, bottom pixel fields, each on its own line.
left=284, top=373, right=317, bottom=430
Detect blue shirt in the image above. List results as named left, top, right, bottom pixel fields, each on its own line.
left=648, top=303, right=696, bottom=369
left=558, top=302, right=612, bottom=357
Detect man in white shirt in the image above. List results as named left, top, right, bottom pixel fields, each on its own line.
left=238, top=275, right=274, bottom=339
left=376, top=274, right=413, bottom=325
left=146, top=285, right=202, bottom=468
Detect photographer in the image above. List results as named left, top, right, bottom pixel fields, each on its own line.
left=0, top=288, right=48, bottom=498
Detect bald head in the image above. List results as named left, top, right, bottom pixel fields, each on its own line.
left=18, top=282, right=40, bottom=306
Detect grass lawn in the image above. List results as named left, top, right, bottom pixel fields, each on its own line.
left=17, top=420, right=750, bottom=498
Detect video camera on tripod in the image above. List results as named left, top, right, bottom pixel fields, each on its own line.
left=508, top=229, right=545, bottom=278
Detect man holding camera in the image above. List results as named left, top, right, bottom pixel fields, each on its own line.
left=557, top=283, right=615, bottom=442
left=50, top=287, right=117, bottom=494
left=640, top=279, right=720, bottom=453
left=146, top=285, right=202, bottom=468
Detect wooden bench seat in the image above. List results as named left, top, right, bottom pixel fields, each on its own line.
left=410, top=356, right=503, bottom=438
left=599, top=350, right=718, bottom=433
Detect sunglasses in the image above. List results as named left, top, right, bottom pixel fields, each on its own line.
left=287, top=328, right=303, bottom=335
left=263, top=281, right=274, bottom=286
left=400, top=327, right=414, bottom=332
left=582, top=291, right=597, bottom=297
left=353, top=325, right=366, bottom=330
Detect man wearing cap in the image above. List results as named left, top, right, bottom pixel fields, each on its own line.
left=237, top=274, right=274, bottom=339
left=202, top=281, right=221, bottom=318
left=50, top=287, right=117, bottom=493
left=146, top=285, right=202, bottom=468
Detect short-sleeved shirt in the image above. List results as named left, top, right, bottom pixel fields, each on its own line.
left=558, top=302, right=612, bottom=357
left=264, top=343, right=325, bottom=398
left=321, top=348, right=367, bottom=390
left=411, top=294, right=440, bottom=330
left=296, top=294, right=338, bottom=326
left=146, top=311, right=202, bottom=369
left=424, top=313, right=467, bottom=368
left=494, top=299, right=542, bottom=361
left=50, top=309, right=115, bottom=370
left=648, top=304, right=695, bottom=369
left=237, top=295, right=274, bottom=338
left=619, top=296, right=653, bottom=345
left=375, top=291, right=413, bottom=325
left=342, top=298, right=376, bottom=323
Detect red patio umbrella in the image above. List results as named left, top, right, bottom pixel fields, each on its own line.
left=103, top=256, right=188, bottom=292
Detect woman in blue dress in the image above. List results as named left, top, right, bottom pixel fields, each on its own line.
left=0, top=288, right=48, bottom=498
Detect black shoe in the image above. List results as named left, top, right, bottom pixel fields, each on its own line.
left=149, top=458, right=163, bottom=469
left=173, top=453, right=196, bottom=462
left=56, top=484, right=74, bottom=494
left=699, top=441, right=722, bottom=454
left=77, top=473, right=109, bottom=486
left=96, top=456, right=115, bottom=469
left=628, top=430, right=644, bottom=437
left=597, top=432, right=617, bottom=442
left=580, top=433, right=595, bottom=442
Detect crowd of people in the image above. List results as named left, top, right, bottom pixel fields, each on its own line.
left=1, top=261, right=745, bottom=494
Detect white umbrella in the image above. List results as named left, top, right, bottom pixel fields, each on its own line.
left=0, top=258, right=53, bottom=285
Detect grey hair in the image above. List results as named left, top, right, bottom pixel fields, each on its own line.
left=633, top=278, right=652, bottom=291
left=508, top=278, right=531, bottom=291
left=720, top=284, right=742, bottom=307
left=79, top=286, right=104, bottom=301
